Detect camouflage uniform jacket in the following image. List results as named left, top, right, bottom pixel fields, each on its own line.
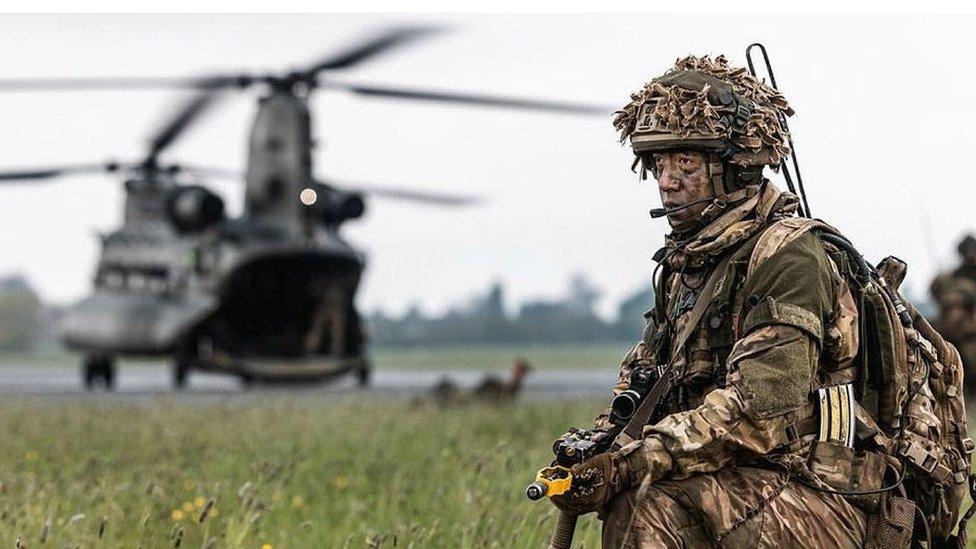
left=599, top=181, right=873, bottom=491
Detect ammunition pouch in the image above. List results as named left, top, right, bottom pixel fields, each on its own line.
left=865, top=493, right=916, bottom=549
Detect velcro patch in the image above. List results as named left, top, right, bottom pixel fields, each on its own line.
left=743, top=296, right=823, bottom=343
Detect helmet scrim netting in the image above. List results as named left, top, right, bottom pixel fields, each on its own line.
left=613, top=55, right=795, bottom=166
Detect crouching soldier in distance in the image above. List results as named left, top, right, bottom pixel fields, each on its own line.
left=930, top=235, right=976, bottom=395
left=541, top=55, right=973, bottom=548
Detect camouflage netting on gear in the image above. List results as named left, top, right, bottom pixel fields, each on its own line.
left=614, top=55, right=795, bottom=166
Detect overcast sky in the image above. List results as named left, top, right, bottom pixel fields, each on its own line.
left=0, top=14, right=972, bottom=318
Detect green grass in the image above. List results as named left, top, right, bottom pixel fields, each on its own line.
left=0, top=396, right=606, bottom=548
left=6, top=393, right=975, bottom=548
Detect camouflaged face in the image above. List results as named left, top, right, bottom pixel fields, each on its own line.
left=614, top=55, right=795, bottom=168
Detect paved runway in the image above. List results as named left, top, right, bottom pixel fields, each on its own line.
left=0, top=362, right=616, bottom=398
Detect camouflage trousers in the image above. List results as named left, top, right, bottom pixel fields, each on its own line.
left=602, top=466, right=866, bottom=548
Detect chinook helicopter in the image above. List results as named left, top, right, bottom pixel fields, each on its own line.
left=0, top=27, right=606, bottom=390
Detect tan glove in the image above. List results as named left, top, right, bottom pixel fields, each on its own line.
left=549, top=453, right=627, bottom=516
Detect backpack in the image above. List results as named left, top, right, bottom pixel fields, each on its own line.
left=747, top=217, right=974, bottom=545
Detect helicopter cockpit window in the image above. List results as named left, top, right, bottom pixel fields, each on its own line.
left=101, top=269, right=125, bottom=290
left=96, top=267, right=172, bottom=294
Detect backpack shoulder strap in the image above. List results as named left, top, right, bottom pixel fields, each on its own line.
left=747, top=217, right=835, bottom=277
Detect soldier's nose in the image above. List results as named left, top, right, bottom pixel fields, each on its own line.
left=658, top=173, right=682, bottom=192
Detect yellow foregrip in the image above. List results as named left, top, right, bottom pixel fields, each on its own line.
left=536, top=466, right=573, bottom=497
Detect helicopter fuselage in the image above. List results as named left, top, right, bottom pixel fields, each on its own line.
left=62, top=89, right=371, bottom=386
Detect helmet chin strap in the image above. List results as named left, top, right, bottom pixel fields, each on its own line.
left=708, top=153, right=762, bottom=212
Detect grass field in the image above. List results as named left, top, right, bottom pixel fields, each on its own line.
left=5, top=394, right=975, bottom=548
left=0, top=396, right=607, bottom=548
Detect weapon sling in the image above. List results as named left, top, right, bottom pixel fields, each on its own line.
left=547, top=253, right=734, bottom=549
left=612, top=251, right=735, bottom=450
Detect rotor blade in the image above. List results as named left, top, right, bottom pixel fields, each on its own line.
left=324, top=81, right=611, bottom=115
left=0, top=162, right=119, bottom=182
left=177, top=165, right=243, bottom=180
left=321, top=179, right=482, bottom=206
left=146, top=88, right=225, bottom=161
left=0, top=75, right=251, bottom=92
left=304, top=26, right=439, bottom=75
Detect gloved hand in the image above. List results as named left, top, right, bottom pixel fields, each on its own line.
left=549, top=452, right=627, bottom=516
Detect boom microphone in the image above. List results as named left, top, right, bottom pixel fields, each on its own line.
left=649, top=197, right=715, bottom=219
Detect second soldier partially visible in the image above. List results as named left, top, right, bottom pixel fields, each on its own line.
left=930, top=234, right=976, bottom=395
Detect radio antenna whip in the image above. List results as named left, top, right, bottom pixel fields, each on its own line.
left=746, top=43, right=811, bottom=218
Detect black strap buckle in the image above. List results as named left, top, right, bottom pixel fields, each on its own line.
left=734, top=100, right=752, bottom=129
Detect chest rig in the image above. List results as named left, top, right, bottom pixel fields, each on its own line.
left=641, top=234, right=758, bottom=416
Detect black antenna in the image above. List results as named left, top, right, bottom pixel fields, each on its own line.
left=746, top=43, right=811, bottom=218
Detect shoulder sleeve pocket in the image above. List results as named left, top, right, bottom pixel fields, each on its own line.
left=729, top=325, right=815, bottom=419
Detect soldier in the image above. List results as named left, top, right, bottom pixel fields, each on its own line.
left=930, top=235, right=976, bottom=394
left=544, top=55, right=913, bottom=547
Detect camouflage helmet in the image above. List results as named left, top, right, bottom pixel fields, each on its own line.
left=958, top=234, right=976, bottom=258
left=613, top=55, right=795, bottom=196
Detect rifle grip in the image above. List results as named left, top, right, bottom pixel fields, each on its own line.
left=549, top=511, right=578, bottom=549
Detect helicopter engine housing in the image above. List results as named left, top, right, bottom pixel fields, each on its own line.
left=317, top=189, right=365, bottom=224
left=166, top=185, right=226, bottom=233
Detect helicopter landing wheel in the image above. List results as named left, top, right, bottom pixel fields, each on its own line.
left=82, top=354, right=115, bottom=391
left=83, top=358, right=97, bottom=390
left=172, top=360, right=190, bottom=391
left=357, top=362, right=371, bottom=387
left=103, top=359, right=116, bottom=390
left=239, top=374, right=254, bottom=390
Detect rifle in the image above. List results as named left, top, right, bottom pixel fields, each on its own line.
left=526, top=247, right=734, bottom=548
left=524, top=368, right=657, bottom=543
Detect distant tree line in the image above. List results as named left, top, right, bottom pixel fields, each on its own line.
left=367, top=274, right=654, bottom=347
left=367, top=276, right=940, bottom=348
left=0, top=274, right=47, bottom=351
left=0, top=271, right=938, bottom=352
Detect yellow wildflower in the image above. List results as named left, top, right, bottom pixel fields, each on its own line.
left=171, top=510, right=184, bottom=521
left=182, top=502, right=194, bottom=512
left=25, top=451, right=38, bottom=463
left=262, top=544, right=273, bottom=549
left=333, top=476, right=350, bottom=489
left=291, top=495, right=305, bottom=508
left=194, top=496, right=206, bottom=508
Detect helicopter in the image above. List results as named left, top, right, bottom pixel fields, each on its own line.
left=0, top=27, right=607, bottom=390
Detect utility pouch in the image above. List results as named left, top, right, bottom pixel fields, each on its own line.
left=859, top=282, right=910, bottom=427
left=865, top=494, right=915, bottom=549
left=860, top=285, right=896, bottom=390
